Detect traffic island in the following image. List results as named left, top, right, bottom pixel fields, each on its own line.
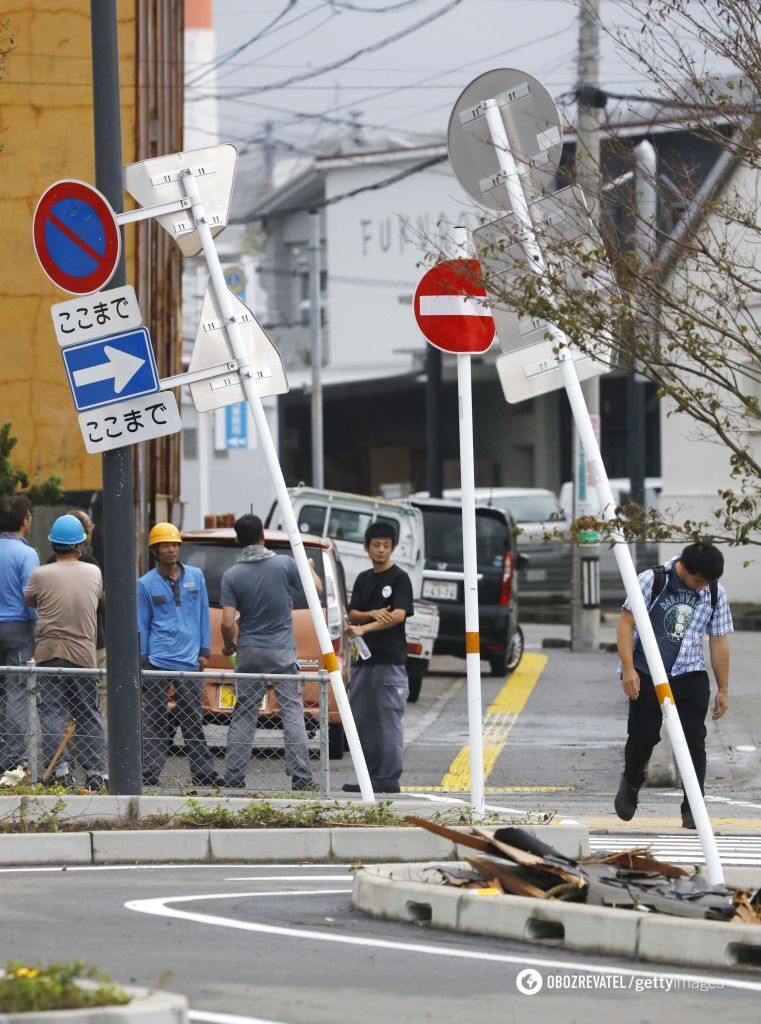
left=0, top=794, right=588, bottom=865
left=353, top=861, right=761, bottom=972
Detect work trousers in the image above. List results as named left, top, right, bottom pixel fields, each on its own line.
left=37, top=658, right=106, bottom=775
left=348, top=662, right=408, bottom=790
left=0, top=619, right=36, bottom=769
left=624, top=668, right=710, bottom=813
left=142, top=667, right=217, bottom=781
left=224, top=646, right=312, bottom=787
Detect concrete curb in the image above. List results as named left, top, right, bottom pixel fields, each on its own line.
left=0, top=984, right=187, bottom=1023
left=353, top=862, right=761, bottom=972
left=0, top=817, right=588, bottom=866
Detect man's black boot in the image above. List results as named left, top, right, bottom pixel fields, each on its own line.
left=614, top=774, right=641, bottom=821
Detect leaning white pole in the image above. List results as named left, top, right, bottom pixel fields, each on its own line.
left=181, top=169, right=375, bottom=804
left=483, top=100, right=724, bottom=885
left=454, top=225, right=485, bottom=820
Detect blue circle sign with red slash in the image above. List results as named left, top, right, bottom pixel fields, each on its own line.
left=33, top=179, right=121, bottom=295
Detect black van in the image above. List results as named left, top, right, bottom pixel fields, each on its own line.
left=411, top=499, right=526, bottom=677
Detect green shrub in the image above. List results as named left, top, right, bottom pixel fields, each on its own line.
left=0, top=960, right=129, bottom=1013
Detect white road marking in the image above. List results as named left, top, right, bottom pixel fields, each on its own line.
left=223, top=875, right=350, bottom=882
left=658, top=792, right=761, bottom=812
left=0, top=864, right=353, bottom=875
left=126, top=889, right=761, bottom=993
left=190, top=1012, right=285, bottom=1024
left=589, top=834, right=761, bottom=866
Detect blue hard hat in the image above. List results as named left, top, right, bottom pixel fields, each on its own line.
left=48, top=514, right=86, bottom=546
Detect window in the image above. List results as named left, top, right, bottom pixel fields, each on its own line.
left=326, top=509, right=398, bottom=544
left=296, top=506, right=327, bottom=536
left=181, top=542, right=326, bottom=609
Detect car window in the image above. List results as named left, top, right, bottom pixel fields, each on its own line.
left=491, top=494, right=560, bottom=522
left=181, top=542, right=326, bottom=609
left=326, top=509, right=398, bottom=544
left=296, top=505, right=327, bottom=536
left=419, top=508, right=509, bottom=569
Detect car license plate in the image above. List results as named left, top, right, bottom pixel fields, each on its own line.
left=526, top=568, right=547, bottom=582
left=217, top=684, right=237, bottom=710
left=423, top=579, right=458, bottom=601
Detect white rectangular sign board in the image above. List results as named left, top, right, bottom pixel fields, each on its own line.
left=473, top=185, right=616, bottom=403
left=78, top=391, right=182, bottom=454
left=51, top=285, right=142, bottom=347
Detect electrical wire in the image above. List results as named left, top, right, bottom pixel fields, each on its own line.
left=186, top=0, right=300, bottom=87
left=199, top=0, right=465, bottom=100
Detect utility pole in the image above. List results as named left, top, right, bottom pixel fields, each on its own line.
left=90, top=0, right=142, bottom=793
left=630, top=140, right=657, bottom=513
left=571, top=0, right=603, bottom=652
left=309, top=209, right=324, bottom=489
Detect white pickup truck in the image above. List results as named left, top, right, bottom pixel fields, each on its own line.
left=266, top=486, right=440, bottom=701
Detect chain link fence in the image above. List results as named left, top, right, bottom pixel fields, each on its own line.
left=0, top=663, right=330, bottom=795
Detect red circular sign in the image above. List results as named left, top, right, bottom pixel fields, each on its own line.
left=32, top=179, right=120, bottom=295
left=414, top=258, right=495, bottom=355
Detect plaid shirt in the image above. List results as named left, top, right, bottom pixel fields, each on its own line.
left=622, top=557, right=733, bottom=677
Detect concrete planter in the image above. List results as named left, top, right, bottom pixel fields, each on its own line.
left=0, top=984, right=187, bottom=1023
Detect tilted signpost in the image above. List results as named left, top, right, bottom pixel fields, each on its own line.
left=446, top=68, right=724, bottom=885
left=414, top=236, right=496, bottom=819
left=33, top=140, right=374, bottom=804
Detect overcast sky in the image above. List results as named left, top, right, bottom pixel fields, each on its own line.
left=186, top=1, right=730, bottom=161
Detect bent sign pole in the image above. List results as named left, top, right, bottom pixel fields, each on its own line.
left=179, top=169, right=375, bottom=805
left=414, top=243, right=496, bottom=819
left=474, top=83, right=723, bottom=885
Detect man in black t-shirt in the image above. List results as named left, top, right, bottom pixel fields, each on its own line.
left=341, top=522, right=414, bottom=794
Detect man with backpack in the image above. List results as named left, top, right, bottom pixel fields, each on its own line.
left=615, top=542, right=733, bottom=829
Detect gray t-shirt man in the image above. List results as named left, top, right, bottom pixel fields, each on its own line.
left=220, top=549, right=302, bottom=649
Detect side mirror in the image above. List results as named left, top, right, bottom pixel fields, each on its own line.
left=516, top=552, right=530, bottom=570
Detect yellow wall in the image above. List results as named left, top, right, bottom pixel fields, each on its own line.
left=0, top=1, right=135, bottom=490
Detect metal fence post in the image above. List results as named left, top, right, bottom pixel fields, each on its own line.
left=25, top=661, right=39, bottom=785
left=319, top=671, right=329, bottom=798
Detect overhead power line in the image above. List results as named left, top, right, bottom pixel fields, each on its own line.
left=198, top=0, right=465, bottom=100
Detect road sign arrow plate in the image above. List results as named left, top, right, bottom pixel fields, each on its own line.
left=62, top=326, right=160, bottom=412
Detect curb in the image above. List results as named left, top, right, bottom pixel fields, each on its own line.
left=352, top=862, right=761, bottom=972
left=0, top=985, right=187, bottom=1023
left=0, top=815, right=588, bottom=866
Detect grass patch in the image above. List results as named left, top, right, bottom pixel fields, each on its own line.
left=0, top=961, right=129, bottom=1014
left=0, top=798, right=406, bottom=832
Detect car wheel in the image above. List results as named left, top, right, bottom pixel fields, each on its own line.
left=506, top=625, right=525, bottom=673
left=488, top=650, right=508, bottom=678
left=328, top=723, right=345, bottom=760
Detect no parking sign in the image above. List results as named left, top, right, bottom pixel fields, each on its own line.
left=33, top=179, right=121, bottom=295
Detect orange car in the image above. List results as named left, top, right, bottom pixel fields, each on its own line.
left=180, top=527, right=351, bottom=759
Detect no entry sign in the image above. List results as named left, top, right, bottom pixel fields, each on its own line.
left=414, top=259, right=495, bottom=354
left=33, top=179, right=120, bottom=295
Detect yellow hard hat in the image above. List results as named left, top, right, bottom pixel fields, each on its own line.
left=148, top=522, right=182, bottom=546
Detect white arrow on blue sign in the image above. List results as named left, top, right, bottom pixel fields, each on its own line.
left=61, top=326, right=160, bottom=412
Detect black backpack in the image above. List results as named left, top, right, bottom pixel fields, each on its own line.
left=651, top=563, right=718, bottom=620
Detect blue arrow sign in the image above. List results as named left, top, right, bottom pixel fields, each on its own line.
left=61, top=327, right=160, bottom=412
left=225, top=402, right=248, bottom=449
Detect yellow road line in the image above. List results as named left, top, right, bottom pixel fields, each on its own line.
left=438, top=652, right=548, bottom=792
left=401, top=785, right=575, bottom=793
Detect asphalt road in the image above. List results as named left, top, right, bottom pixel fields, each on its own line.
left=2, top=864, right=759, bottom=1023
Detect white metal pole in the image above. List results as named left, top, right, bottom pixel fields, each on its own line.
left=309, top=210, right=325, bottom=489
left=454, top=225, right=485, bottom=820
left=482, top=100, right=724, bottom=885
left=197, top=410, right=210, bottom=526
left=181, top=169, right=374, bottom=804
